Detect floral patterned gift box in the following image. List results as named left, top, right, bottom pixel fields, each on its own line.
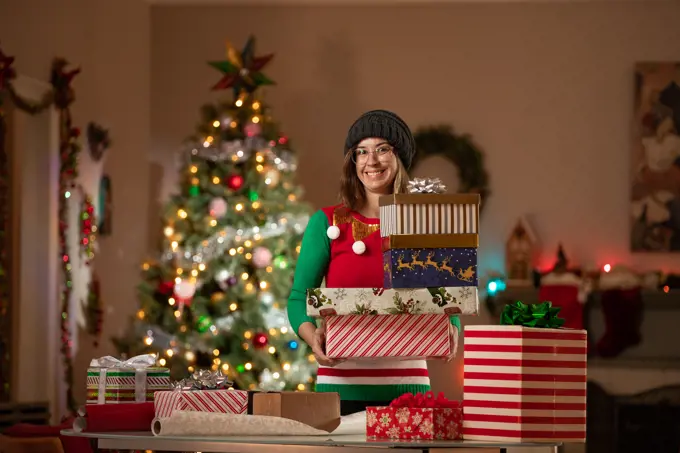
left=306, top=287, right=479, bottom=317
left=367, top=391, right=463, bottom=440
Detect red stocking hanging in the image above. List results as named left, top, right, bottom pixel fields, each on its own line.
left=539, top=272, right=585, bottom=330
left=595, top=287, right=643, bottom=358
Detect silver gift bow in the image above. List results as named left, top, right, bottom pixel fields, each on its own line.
left=89, top=353, right=158, bottom=369
left=171, top=369, right=233, bottom=391
left=407, top=177, right=447, bottom=194
left=89, top=353, right=158, bottom=404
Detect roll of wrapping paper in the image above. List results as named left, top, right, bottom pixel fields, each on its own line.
left=74, top=402, right=155, bottom=432
left=150, top=410, right=368, bottom=437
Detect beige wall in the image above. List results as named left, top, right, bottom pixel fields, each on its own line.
left=152, top=2, right=680, bottom=279
left=0, top=0, right=151, bottom=410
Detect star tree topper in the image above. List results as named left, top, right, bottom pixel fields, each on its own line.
left=208, top=36, right=275, bottom=98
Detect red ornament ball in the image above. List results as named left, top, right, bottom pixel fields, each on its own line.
left=253, top=332, right=268, bottom=348
left=227, top=174, right=244, bottom=190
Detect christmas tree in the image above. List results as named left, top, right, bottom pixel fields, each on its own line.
left=114, top=36, right=316, bottom=392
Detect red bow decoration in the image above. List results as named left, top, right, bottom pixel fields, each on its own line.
left=389, top=391, right=460, bottom=409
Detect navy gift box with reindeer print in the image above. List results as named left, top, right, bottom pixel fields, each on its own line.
left=383, top=247, right=478, bottom=289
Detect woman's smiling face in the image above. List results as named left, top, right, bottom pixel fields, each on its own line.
left=353, top=137, right=398, bottom=195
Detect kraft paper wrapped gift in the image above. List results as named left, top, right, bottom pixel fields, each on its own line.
left=251, top=391, right=340, bottom=432
left=306, top=287, right=479, bottom=317
left=86, top=354, right=170, bottom=404
left=463, top=302, right=587, bottom=443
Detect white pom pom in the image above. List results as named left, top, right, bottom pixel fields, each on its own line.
left=352, top=240, right=366, bottom=255
left=326, top=225, right=340, bottom=240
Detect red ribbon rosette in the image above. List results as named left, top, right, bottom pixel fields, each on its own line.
left=389, top=391, right=460, bottom=409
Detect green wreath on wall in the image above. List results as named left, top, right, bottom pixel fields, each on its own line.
left=412, top=125, right=490, bottom=213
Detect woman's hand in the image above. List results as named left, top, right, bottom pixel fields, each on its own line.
left=298, top=320, right=344, bottom=367
left=445, top=324, right=460, bottom=362
left=429, top=324, right=459, bottom=362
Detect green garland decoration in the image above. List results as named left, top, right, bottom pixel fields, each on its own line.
left=0, top=44, right=81, bottom=413
left=412, top=125, right=490, bottom=212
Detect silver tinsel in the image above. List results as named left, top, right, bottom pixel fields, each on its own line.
left=164, top=213, right=309, bottom=268
left=263, top=306, right=288, bottom=329
left=140, top=324, right=216, bottom=355
left=187, top=140, right=250, bottom=163
left=407, top=177, right=447, bottom=194
left=275, top=150, right=297, bottom=172
left=172, top=369, right=232, bottom=390
left=184, top=140, right=297, bottom=172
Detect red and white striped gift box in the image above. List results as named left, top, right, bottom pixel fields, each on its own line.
left=462, top=325, right=587, bottom=443
left=154, top=389, right=248, bottom=418
left=326, top=314, right=451, bottom=359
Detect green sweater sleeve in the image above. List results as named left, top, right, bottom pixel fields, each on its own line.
left=287, top=210, right=331, bottom=336
left=450, top=315, right=461, bottom=331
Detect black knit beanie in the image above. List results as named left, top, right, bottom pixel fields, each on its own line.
left=344, top=110, right=416, bottom=170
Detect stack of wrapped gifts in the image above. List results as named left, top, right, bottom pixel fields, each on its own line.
left=307, top=178, right=480, bottom=360
left=78, top=358, right=343, bottom=436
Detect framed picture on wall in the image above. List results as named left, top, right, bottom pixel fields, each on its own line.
left=630, top=62, right=680, bottom=252
left=98, top=175, right=112, bottom=236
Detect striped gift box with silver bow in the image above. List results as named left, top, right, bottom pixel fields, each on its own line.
left=379, top=194, right=480, bottom=237
left=154, top=389, right=248, bottom=418
left=86, top=367, right=170, bottom=404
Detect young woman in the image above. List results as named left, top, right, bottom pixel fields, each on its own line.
left=287, top=110, right=461, bottom=415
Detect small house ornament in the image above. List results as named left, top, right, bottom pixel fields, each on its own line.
left=505, top=217, right=538, bottom=287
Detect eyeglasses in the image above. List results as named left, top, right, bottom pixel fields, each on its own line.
left=351, top=145, right=394, bottom=163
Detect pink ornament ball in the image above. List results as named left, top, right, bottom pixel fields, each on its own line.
left=252, top=246, right=273, bottom=268
left=244, top=122, right=262, bottom=137
left=209, top=198, right=228, bottom=218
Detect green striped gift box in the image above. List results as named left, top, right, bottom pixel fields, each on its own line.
left=86, top=367, right=170, bottom=404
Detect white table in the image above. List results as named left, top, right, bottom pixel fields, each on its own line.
left=61, top=430, right=561, bottom=453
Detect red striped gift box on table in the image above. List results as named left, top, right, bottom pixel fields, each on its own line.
left=325, top=314, right=451, bottom=359
left=154, top=389, right=248, bottom=418
left=462, top=325, right=587, bottom=443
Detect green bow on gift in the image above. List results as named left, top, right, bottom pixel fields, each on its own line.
left=500, top=301, right=565, bottom=328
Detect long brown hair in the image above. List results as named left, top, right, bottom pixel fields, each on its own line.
left=339, top=151, right=409, bottom=211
